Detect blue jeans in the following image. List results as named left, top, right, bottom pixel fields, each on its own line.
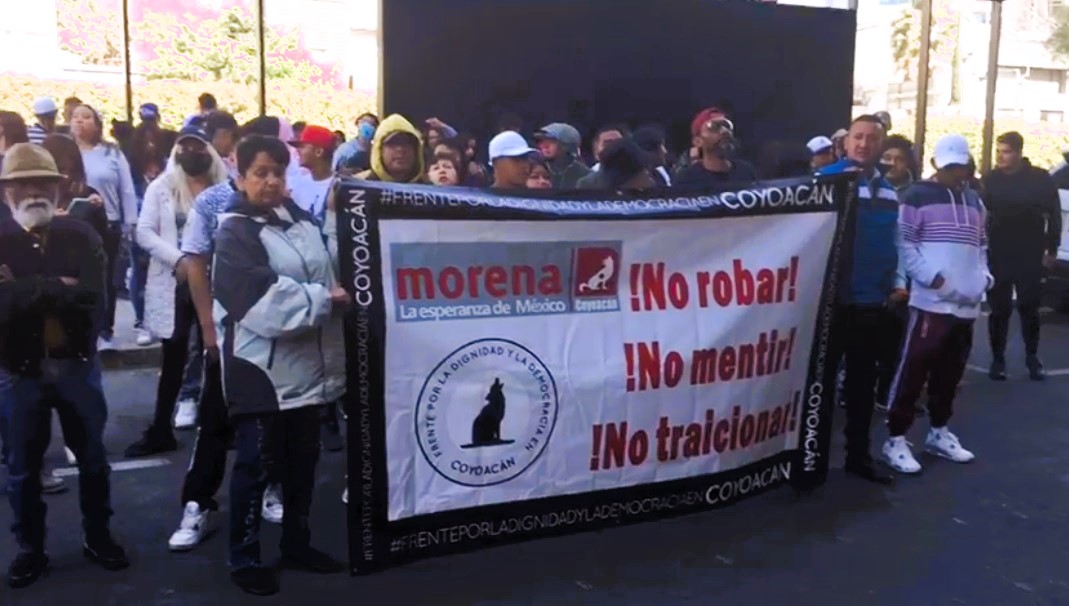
left=230, top=407, right=320, bottom=570
left=128, top=238, right=150, bottom=326
left=1, top=359, right=112, bottom=554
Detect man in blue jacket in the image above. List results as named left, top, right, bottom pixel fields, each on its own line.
left=817, top=115, right=905, bottom=485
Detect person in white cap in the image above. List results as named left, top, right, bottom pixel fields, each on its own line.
left=882, top=133, right=991, bottom=475
left=27, top=98, right=59, bottom=145
left=806, top=135, right=836, bottom=171
left=488, top=131, right=539, bottom=189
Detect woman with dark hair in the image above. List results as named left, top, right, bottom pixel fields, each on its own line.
left=880, top=134, right=918, bottom=193
left=527, top=154, right=553, bottom=189
left=71, top=104, right=139, bottom=349
left=127, top=121, right=172, bottom=344
left=41, top=134, right=109, bottom=238
left=426, top=151, right=466, bottom=186
left=0, top=111, right=30, bottom=220
left=457, top=131, right=488, bottom=186
left=755, top=140, right=811, bottom=180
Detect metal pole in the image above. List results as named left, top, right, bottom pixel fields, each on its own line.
left=257, top=0, right=267, bottom=116
left=980, top=1, right=1004, bottom=174
left=122, top=0, right=133, bottom=123
left=913, top=0, right=933, bottom=169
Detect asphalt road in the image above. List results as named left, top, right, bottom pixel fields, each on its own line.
left=2, top=313, right=1069, bottom=606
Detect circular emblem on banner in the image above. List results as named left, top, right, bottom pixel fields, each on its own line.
left=415, top=338, right=559, bottom=487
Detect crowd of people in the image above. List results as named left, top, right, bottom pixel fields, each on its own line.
left=0, top=92, right=1062, bottom=596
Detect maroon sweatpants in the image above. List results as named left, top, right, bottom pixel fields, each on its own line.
left=887, top=308, right=974, bottom=436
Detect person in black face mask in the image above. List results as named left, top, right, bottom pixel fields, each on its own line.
left=125, top=124, right=229, bottom=458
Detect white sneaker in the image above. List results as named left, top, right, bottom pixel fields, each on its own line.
left=136, top=328, right=154, bottom=346
left=96, top=335, right=115, bottom=351
left=168, top=502, right=216, bottom=552
left=925, top=427, right=975, bottom=463
left=174, top=399, right=198, bottom=430
left=262, top=484, right=283, bottom=524
left=882, top=436, right=922, bottom=474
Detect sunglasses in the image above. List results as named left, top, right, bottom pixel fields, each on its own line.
left=704, top=118, right=735, bottom=133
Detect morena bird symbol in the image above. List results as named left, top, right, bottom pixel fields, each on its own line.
left=463, top=378, right=515, bottom=449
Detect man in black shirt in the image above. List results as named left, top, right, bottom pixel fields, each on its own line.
left=982, top=131, right=1062, bottom=381
left=675, top=109, right=756, bottom=187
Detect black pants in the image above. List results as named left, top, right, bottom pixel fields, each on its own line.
left=988, top=253, right=1044, bottom=358
left=101, top=224, right=123, bottom=336
left=825, top=304, right=899, bottom=465
left=875, top=302, right=909, bottom=406
left=229, top=406, right=321, bottom=570
left=149, top=282, right=199, bottom=436
left=179, top=355, right=230, bottom=511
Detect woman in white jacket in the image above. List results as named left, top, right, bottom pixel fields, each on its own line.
left=125, top=124, right=228, bottom=458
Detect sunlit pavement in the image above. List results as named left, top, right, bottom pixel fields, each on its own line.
left=2, top=313, right=1069, bottom=605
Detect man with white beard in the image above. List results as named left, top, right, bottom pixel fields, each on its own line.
left=0, top=144, right=128, bottom=588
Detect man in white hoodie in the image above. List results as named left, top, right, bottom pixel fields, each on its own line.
left=882, top=134, right=993, bottom=474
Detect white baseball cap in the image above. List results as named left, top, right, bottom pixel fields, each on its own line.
left=488, top=131, right=538, bottom=161
left=33, top=97, right=58, bottom=116
left=806, top=136, right=834, bottom=155
left=932, top=134, right=971, bottom=169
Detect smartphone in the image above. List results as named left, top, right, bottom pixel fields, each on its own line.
left=67, top=197, right=91, bottom=213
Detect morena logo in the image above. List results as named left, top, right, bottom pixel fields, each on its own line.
left=573, top=247, right=620, bottom=298
left=396, top=264, right=563, bottom=301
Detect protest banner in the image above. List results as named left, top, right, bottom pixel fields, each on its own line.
left=337, top=174, right=857, bottom=573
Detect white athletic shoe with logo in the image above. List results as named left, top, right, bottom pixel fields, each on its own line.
left=169, top=502, right=216, bottom=552
left=173, top=399, right=197, bottom=430
left=925, top=427, right=974, bottom=463
left=262, top=485, right=284, bottom=524
left=882, top=436, right=921, bottom=474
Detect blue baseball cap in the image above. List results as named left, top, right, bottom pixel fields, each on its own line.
left=177, top=123, right=210, bottom=145
left=139, top=103, right=160, bottom=121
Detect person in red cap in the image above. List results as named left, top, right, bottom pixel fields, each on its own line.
left=289, top=125, right=337, bottom=224
left=288, top=124, right=346, bottom=453
left=675, top=107, right=756, bottom=187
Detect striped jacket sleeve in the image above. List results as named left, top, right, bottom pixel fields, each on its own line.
left=897, top=189, right=940, bottom=288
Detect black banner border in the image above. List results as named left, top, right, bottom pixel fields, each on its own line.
left=340, top=174, right=858, bottom=574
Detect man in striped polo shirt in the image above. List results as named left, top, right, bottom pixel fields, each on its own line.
left=818, top=115, right=905, bottom=485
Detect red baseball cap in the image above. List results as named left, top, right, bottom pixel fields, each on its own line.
left=291, top=124, right=335, bottom=150
left=690, top=106, right=727, bottom=138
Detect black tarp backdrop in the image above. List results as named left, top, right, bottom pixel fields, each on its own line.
left=380, top=0, right=857, bottom=162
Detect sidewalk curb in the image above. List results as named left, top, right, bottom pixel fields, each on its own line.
left=100, top=346, right=161, bottom=371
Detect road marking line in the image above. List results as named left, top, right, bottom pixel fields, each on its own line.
left=53, top=457, right=171, bottom=477
left=966, top=364, right=1069, bottom=377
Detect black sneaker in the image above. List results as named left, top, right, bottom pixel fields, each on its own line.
left=8, top=552, right=48, bottom=589
left=124, top=428, right=178, bottom=458
left=1026, top=356, right=1046, bottom=382
left=83, top=534, right=130, bottom=571
left=231, top=565, right=279, bottom=596
left=989, top=358, right=1008, bottom=381
left=281, top=547, right=345, bottom=574
left=844, top=460, right=894, bottom=485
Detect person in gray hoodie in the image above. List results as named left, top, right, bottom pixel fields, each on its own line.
left=534, top=123, right=591, bottom=189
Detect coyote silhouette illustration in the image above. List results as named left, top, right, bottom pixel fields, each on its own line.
left=464, top=378, right=515, bottom=448
left=578, top=255, right=615, bottom=293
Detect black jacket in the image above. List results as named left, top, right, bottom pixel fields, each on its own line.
left=0, top=216, right=106, bottom=376
left=982, top=159, right=1062, bottom=258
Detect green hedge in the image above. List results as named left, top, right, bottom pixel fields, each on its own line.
left=1, top=74, right=374, bottom=135
left=895, top=114, right=1069, bottom=171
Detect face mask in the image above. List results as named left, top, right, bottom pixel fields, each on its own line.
left=14, top=197, right=56, bottom=230
left=358, top=122, right=376, bottom=142
left=177, top=152, right=212, bottom=176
